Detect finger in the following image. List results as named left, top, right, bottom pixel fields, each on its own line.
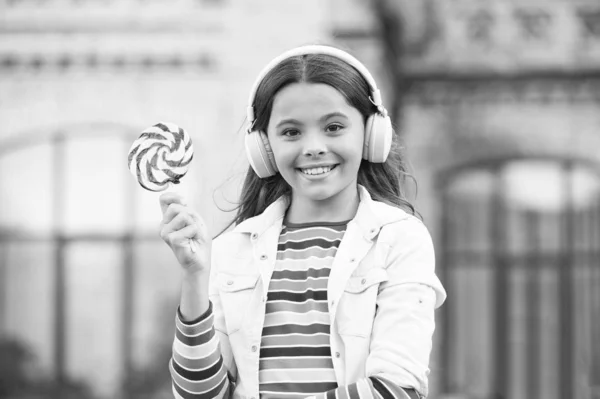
left=163, top=212, right=197, bottom=236
left=163, top=214, right=209, bottom=245
left=163, top=203, right=204, bottom=227
left=168, top=224, right=201, bottom=248
left=159, top=192, right=187, bottom=216
left=163, top=203, right=186, bottom=225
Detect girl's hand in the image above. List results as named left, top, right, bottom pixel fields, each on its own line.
left=159, top=193, right=211, bottom=275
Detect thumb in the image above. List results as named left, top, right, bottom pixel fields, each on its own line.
left=159, top=192, right=187, bottom=215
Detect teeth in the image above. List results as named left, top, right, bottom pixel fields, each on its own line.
left=302, top=166, right=333, bottom=175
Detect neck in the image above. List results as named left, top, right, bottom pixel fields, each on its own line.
left=286, top=184, right=360, bottom=224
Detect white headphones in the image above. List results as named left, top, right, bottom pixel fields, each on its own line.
left=245, top=45, right=393, bottom=178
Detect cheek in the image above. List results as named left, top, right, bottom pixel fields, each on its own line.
left=270, top=143, right=295, bottom=169
left=346, top=153, right=363, bottom=173
left=347, top=127, right=365, bottom=152
left=340, top=138, right=365, bottom=164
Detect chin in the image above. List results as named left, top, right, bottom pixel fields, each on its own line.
left=308, top=191, right=336, bottom=202
left=303, top=186, right=344, bottom=202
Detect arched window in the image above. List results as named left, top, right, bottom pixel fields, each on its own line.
left=0, top=123, right=190, bottom=397
left=438, top=158, right=600, bottom=399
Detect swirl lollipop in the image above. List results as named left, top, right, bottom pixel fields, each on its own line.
left=128, top=122, right=196, bottom=252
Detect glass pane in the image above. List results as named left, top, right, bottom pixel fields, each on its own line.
left=504, top=161, right=600, bottom=213
left=448, top=168, right=495, bottom=199
left=447, top=258, right=494, bottom=396
left=65, top=242, right=123, bottom=397
left=592, top=204, right=600, bottom=391
left=508, top=267, right=528, bottom=399
left=0, top=142, right=54, bottom=234
left=504, top=161, right=565, bottom=212
left=572, top=164, right=600, bottom=211
left=506, top=209, right=561, bottom=260
left=505, top=205, right=527, bottom=256
left=447, top=168, right=494, bottom=253
left=538, top=266, right=560, bottom=399
left=64, top=137, right=129, bottom=234
left=538, top=211, right=561, bottom=254
left=2, top=241, right=55, bottom=371
left=573, top=253, right=595, bottom=399
left=131, top=240, right=180, bottom=369
left=573, top=182, right=600, bottom=254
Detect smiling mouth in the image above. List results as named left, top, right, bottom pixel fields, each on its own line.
left=298, top=164, right=338, bottom=176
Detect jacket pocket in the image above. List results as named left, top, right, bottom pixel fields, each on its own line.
left=337, top=268, right=388, bottom=337
left=216, top=272, right=260, bottom=335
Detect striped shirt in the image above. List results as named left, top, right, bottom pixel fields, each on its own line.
left=259, top=220, right=346, bottom=398
left=170, top=220, right=419, bottom=399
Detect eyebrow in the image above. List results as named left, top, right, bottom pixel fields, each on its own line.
left=275, top=111, right=349, bottom=128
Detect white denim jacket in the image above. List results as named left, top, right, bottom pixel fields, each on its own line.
left=209, top=185, right=447, bottom=398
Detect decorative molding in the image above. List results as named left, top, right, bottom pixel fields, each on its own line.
left=1, top=0, right=224, bottom=7
left=513, top=8, right=553, bottom=41
left=331, top=28, right=376, bottom=40
left=0, top=52, right=218, bottom=72
left=418, top=3, right=600, bottom=72
left=577, top=8, right=600, bottom=39
left=0, top=19, right=223, bottom=34
left=459, top=4, right=600, bottom=45
left=466, top=9, right=495, bottom=44
left=403, top=71, right=600, bottom=105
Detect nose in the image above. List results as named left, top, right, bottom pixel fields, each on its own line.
left=302, top=133, right=327, bottom=157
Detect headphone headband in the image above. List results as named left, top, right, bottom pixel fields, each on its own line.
left=246, top=45, right=383, bottom=124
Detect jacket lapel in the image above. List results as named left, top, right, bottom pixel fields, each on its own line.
left=326, top=186, right=409, bottom=322
left=257, top=219, right=284, bottom=296
left=328, top=186, right=381, bottom=321
left=327, top=220, right=374, bottom=322
left=233, top=197, right=288, bottom=296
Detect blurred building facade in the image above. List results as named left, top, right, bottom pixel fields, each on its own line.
left=361, top=1, right=600, bottom=399
left=0, top=0, right=599, bottom=398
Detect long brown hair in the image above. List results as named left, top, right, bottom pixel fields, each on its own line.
left=219, top=52, right=417, bottom=234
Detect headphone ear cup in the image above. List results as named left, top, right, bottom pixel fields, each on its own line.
left=245, top=130, right=278, bottom=178
left=363, top=113, right=393, bottom=163
left=260, top=133, right=278, bottom=174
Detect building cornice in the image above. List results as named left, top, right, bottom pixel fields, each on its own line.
left=403, top=69, right=600, bottom=105
left=0, top=52, right=218, bottom=72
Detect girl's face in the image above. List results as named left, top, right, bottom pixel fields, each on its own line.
left=266, top=82, right=364, bottom=215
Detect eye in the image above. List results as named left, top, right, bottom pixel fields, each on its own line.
left=326, top=123, right=344, bottom=133
left=282, top=129, right=300, bottom=138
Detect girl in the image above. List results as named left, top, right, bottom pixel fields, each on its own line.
left=159, top=45, right=447, bottom=399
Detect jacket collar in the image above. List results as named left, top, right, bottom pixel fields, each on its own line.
left=233, top=193, right=289, bottom=236
left=233, top=185, right=410, bottom=239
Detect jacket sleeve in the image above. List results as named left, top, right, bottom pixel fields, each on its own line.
left=307, top=375, right=420, bottom=398
left=169, top=238, right=238, bottom=399
left=365, top=216, right=446, bottom=397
